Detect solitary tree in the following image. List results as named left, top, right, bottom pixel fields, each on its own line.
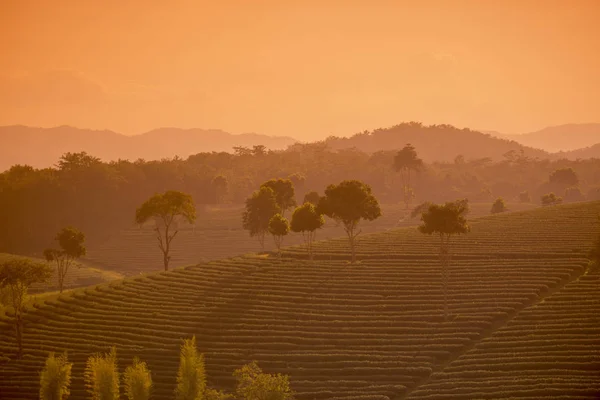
left=233, top=361, right=294, bottom=400
left=0, top=258, right=51, bottom=356
left=268, top=214, right=290, bottom=259
left=175, top=336, right=206, bottom=400
left=135, top=191, right=197, bottom=271
left=84, top=347, right=120, bottom=400
left=44, top=227, right=86, bottom=293
left=260, top=179, right=296, bottom=216
left=318, top=180, right=382, bottom=263
left=541, top=192, right=563, bottom=206
left=124, top=357, right=153, bottom=400
left=290, top=203, right=325, bottom=261
left=39, top=352, right=72, bottom=400
left=303, top=191, right=321, bottom=206
left=419, top=200, right=470, bottom=320
left=490, top=198, right=507, bottom=214
left=242, top=187, right=279, bottom=250
left=393, top=144, right=423, bottom=209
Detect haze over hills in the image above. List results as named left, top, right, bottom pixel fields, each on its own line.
left=0, top=125, right=297, bottom=171
left=485, top=123, right=600, bottom=153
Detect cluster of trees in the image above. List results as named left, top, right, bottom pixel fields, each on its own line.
left=2, top=142, right=599, bottom=256
left=242, top=179, right=381, bottom=263
left=39, top=336, right=293, bottom=400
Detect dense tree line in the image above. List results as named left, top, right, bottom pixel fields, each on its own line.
left=1, top=143, right=599, bottom=255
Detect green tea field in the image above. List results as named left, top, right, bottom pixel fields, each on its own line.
left=84, top=202, right=538, bottom=275
left=0, top=201, right=597, bottom=399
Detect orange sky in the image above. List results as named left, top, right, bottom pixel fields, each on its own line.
left=0, top=0, right=598, bottom=139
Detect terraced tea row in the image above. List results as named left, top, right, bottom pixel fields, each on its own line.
left=0, top=201, right=597, bottom=399
left=406, top=268, right=600, bottom=399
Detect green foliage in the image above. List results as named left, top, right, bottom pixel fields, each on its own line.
left=123, top=357, right=152, bottom=400
left=518, top=191, right=531, bottom=203
left=268, top=214, right=290, bottom=257
left=549, top=167, right=579, bottom=187
left=175, top=336, right=206, bottom=400
left=0, top=258, right=51, bottom=356
left=44, top=227, right=86, bottom=293
left=84, top=347, right=120, bottom=400
left=318, top=180, right=381, bottom=262
left=260, top=179, right=297, bottom=216
left=541, top=192, right=563, bottom=206
left=290, top=203, right=325, bottom=260
left=491, top=198, right=507, bottom=214
left=302, top=191, right=321, bottom=206
left=135, top=190, right=196, bottom=271
left=233, top=361, right=294, bottom=400
left=242, top=187, right=279, bottom=250
left=39, top=352, right=72, bottom=400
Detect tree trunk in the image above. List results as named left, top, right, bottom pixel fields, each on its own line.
left=440, top=234, right=450, bottom=321
left=163, top=225, right=170, bottom=271
left=15, top=315, right=23, bottom=358
left=349, top=232, right=356, bottom=264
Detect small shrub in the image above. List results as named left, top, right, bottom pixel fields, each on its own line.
left=40, top=352, right=72, bottom=400
left=541, top=192, right=562, bottom=206
left=84, top=347, right=119, bottom=400
left=491, top=198, right=507, bottom=214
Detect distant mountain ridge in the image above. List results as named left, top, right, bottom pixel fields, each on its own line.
left=485, top=123, right=600, bottom=152
left=0, top=125, right=297, bottom=171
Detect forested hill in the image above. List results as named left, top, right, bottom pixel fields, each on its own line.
left=323, top=122, right=550, bottom=162
left=0, top=125, right=297, bottom=171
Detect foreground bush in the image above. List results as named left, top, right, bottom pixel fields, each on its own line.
left=175, top=336, right=206, bottom=400
left=84, top=347, right=120, bottom=400
left=234, top=361, right=294, bottom=400
left=124, top=357, right=152, bottom=400
left=40, top=352, right=72, bottom=400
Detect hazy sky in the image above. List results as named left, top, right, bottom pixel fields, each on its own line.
left=1, top=0, right=598, bottom=139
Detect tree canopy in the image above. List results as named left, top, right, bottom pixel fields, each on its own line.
left=268, top=214, right=290, bottom=258
left=290, top=203, right=325, bottom=260
left=242, top=186, right=279, bottom=250
left=44, top=226, right=86, bottom=293
left=419, top=200, right=470, bottom=237
left=260, top=179, right=296, bottom=216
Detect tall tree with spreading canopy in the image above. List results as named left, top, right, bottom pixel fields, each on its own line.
left=39, top=352, right=72, bottom=400
left=135, top=190, right=196, bottom=271
left=233, top=361, right=294, bottom=400
left=318, top=180, right=381, bottom=263
left=84, top=347, right=120, bottom=400
left=175, top=336, right=206, bottom=400
left=268, top=214, right=290, bottom=259
left=0, top=258, right=51, bottom=357
left=124, top=357, right=153, bottom=400
left=242, top=186, right=279, bottom=250
left=261, top=179, right=296, bottom=216
left=44, top=226, right=86, bottom=293
left=290, top=203, right=325, bottom=261
left=419, top=199, right=470, bottom=320
left=393, top=144, right=423, bottom=209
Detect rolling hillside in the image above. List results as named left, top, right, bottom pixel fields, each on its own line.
left=84, top=202, right=538, bottom=275
left=0, top=125, right=297, bottom=171
left=0, top=201, right=598, bottom=399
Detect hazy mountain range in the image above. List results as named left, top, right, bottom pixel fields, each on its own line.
left=484, top=123, right=600, bottom=152
left=1, top=123, right=598, bottom=171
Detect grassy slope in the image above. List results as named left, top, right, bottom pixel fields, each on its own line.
left=0, top=253, right=122, bottom=295
left=0, top=201, right=598, bottom=399
left=84, top=202, right=538, bottom=276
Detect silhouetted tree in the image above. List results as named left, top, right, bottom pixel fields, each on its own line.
left=211, top=175, right=229, bottom=204
left=135, top=191, right=197, bottom=271
left=393, top=144, right=423, bottom=209
left=491, top=198, right=507, bottom=214
left=44, top=227, right=86, bottom=293
left=39, top=352, right=72, bottom=400
left=268, top=214, right=290, bottom=259
left=318, top=180, right=381, bottom=263
left=243, top=187, right=279, bottom=251
left=0, top=258, right=51, bottom=357
left=290, top=203, right=325, bottom=261
left=541, top=192, right=563, bottom=206
left=419, top=200, right=470, bottom=320
left=261, top=179, right=296, bottom=216
left=302, top=191, right=321, bottom=206
left=549, top=167, right=579, bottom=188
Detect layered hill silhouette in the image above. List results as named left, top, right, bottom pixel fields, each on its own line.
left=0, top=125, right=297, bottom=171
left=486, top=123, right=600, bottom=153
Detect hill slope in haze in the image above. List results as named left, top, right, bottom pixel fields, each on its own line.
left=0, top=125, right=297, bottom=171
left=1, top=201, right=598, bottom=400
left=487, top=123, right=600, bottom=153
left=558, top=142, right=600, bottom=159
left=324, top=122, right=550, bottom=162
